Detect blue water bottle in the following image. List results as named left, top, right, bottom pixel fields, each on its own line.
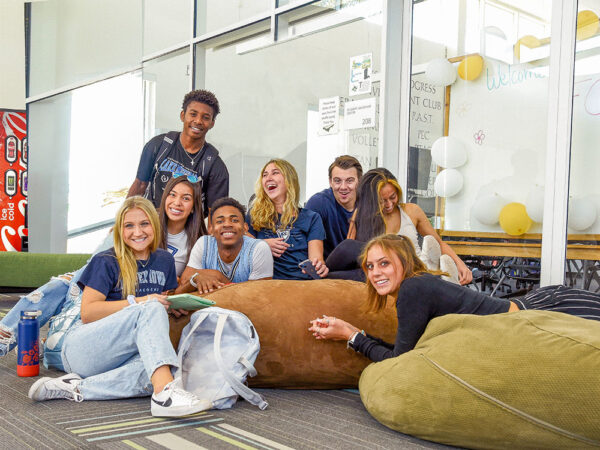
left=17, top=310, right=40, bottom=377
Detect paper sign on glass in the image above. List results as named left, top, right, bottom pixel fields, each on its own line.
left=349, top=53, right=372, bottom=96
left=344, top=97, right=376, bottom=130
left=318, top=97, right=340, bottom=135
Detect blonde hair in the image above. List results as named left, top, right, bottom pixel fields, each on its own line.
left=113, top=196, right=161, bottom=297
left=250, top=159, right=300, bottom=232
left=360, top=234, right=443, bottom=312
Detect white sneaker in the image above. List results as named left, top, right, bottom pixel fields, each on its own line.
left=440, top=254, right=460, bottom=284
left=29, top=373, right=83, bottom=402
left=151, top=380, right=211, bottom=417
left=420, top=235, right=441, bottom=271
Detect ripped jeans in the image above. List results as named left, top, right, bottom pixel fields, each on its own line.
left=0, top=232, right=113, bottom=357
left=0, top=267, right=86, bottom=357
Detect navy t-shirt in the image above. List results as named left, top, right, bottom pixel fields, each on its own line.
left=135, top=133, right=229, bottom=215
left=246, top=208, right=326, bottom=280
left=78, top=248, right=178, bottom=300
left=305, top=188, right=353, bottom=258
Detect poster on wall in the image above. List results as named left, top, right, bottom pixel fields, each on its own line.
left=349, top=53, right=372, bottom=96
left=0, top=110, right=27, bottom=251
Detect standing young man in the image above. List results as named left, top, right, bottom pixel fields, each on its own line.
left=128, top=90, right=229, bottom=216
left=305, top=155, right=363, bottom=258
left=177, top=197, right=273, bottom=294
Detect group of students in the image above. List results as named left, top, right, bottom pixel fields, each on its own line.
left=2, top=88, right=600, bottom=419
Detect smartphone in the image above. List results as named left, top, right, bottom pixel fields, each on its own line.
left=299, top=259, right=320, bottom=279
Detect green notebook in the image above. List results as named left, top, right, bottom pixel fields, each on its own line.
left=167, top=293, right=216, bottom=311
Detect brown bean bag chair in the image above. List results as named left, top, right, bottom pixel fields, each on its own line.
left=169, top=279, right=397, bottom=388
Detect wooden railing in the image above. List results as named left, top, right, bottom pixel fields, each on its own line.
left=439, top=231, right=600, bottom=261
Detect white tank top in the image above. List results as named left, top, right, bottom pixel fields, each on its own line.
left=398, top=206, right=421, bottom=254
left=167, top=230, right=189, bottom=276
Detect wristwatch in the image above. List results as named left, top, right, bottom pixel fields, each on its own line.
left=127, top=295, right=137, bottom=306
left=189, top=272, right=199, bottom=288
left=347, top=329, right=366, bottom=350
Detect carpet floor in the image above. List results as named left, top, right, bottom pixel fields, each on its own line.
left=1, top=300, right=453, bottom=450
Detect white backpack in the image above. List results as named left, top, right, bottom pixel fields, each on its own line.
left=175, top=307, right=268, bottom=410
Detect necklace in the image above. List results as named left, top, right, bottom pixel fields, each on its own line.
left=217, top=255, right=241, bottom=282
left=184, top=143, right=205, bottom=166
left=138, top=257, right=150, bottom=268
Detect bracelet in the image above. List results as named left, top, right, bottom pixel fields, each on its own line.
left=127, top=295, right=136, bottom=306
left=189, top=272, right=199, bottom=288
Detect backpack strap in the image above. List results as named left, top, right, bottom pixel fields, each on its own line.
left=197, top=143, right=218, bottom=182
left=176, top=312, right=209, bottom=370
left=146, top=131, right=180, bottom=201
left=213, top=314, right=268, bottom=410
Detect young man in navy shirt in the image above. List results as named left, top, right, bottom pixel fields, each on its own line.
left=305, top=155, right=363, bottom=258
left=128, top=90, right=229, bottom=216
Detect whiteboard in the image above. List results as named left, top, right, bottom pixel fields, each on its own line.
left=444, top=58, right=600, bottom=233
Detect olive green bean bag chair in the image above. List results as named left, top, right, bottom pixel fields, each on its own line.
left=169, top=279, right=398, bottom=388
left=359, top=310, right=600, bottom=449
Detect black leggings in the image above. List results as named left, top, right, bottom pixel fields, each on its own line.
left=514, top=285, right=600, bottom=321
left=326, top=239, right=366, bottom=282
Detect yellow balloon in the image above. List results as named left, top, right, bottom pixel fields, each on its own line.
left=499, top=203, right=532, bottom=236
left=458, top=55, right=484, bottom=81
left=577, top=10, right=599, bottom=41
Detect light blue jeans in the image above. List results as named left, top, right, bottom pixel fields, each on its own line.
left=61, top=300, right=179, bottom=400
left=0, top=268, right=85, bottom=356
left=0, top=232, right=113, bottom=356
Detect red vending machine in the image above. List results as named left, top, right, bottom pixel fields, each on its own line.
left=0, top=109, right=27, bottom=251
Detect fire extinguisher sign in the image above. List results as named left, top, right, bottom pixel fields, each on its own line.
left=0, top=110, right=27, bottom=252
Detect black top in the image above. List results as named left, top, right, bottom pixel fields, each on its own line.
left=135, top=133, right=229, bottom=215
left=353, top=273, right=512, bottom=362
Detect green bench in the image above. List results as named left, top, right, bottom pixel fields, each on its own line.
left=0, top=252, right=91, bottom=289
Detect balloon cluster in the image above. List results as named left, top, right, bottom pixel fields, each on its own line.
left=432, top=137, right=467, bottom=198
left=472, top=186, right=598, bottom=235
left=425, top=55, right=484, bottom=87
left=426, top=55, right=484, bottom=200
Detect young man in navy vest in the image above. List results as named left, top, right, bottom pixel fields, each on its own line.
left=128, top=90, right=229, bottom=216
left=176, top=197, right=273, bottom=294
left=305, top=155, right=363, bottom=258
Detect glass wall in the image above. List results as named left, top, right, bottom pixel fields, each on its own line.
left=407, top=0, right=553, bottom=295
left=143, top=0, right=191, bottom=55
left=29, top=0, right=142, bottom=96
left=66, top=73, right=144, bottom=252
left=564, top=1, right=600, bottom=290
left=196, top=0, right=383, bottom=205
left=27, top=0, right=383, bottom=253
left=142, top=48, right=191, bottom=141
left=28, top=73, right=144, bottom=253
left=24, top=0, right=586, bottom=287
left=196, top=0, right=272, bottom=35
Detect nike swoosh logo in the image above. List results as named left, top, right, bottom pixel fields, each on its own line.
left=63, top=378, right=80, bottom=384
left=152, top=396, right=172, bottom=407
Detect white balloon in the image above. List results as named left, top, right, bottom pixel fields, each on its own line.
left=434, top=169, right=463, bottom=197
left=431, top=136, right=467, bottom=168
left=425, top=58, right=457, bottom=86
left=472, top=193, right=505, bottom=225
left=525, top=185, right=545, bottom=223
left=568, top=197, right=597, bottom=231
